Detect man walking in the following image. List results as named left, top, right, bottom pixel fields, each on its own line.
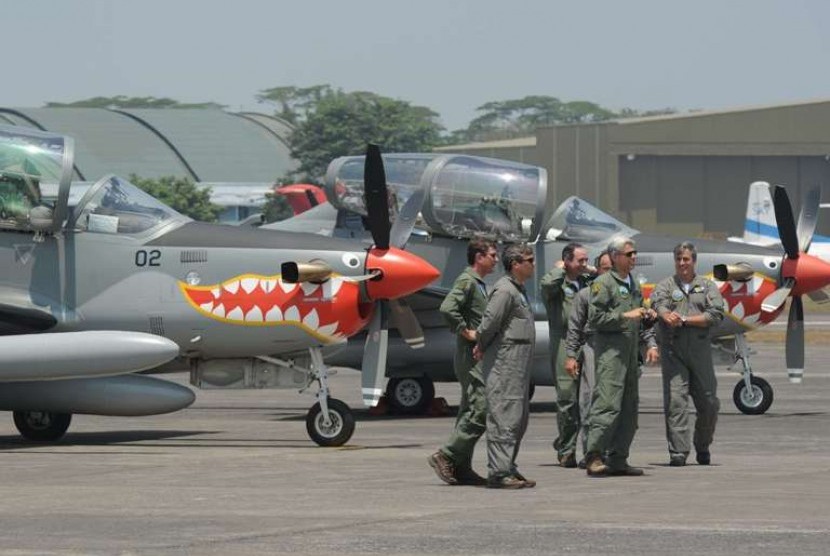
left=540, top=243, right=590, bottom=468
left=475, top=244, right=537, bottom=489
left=650, top=242, right=724, bottom=466
left=429, top=238, right=498, bottom=485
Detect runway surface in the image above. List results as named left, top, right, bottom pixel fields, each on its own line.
left=0, top=342, right=828, bottom=555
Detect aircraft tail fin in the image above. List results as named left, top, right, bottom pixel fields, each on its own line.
left=742, top=181, right=781, bottom=245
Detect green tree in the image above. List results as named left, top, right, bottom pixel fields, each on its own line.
left=129, top=175, right=221, bottom=222
left=465, top=95, right=621, bottom=141
left=261, top=191, right=294, bottom=223
left=46, top=96, right=225, bottom=109
left=258, top=85, right=444, bottom=180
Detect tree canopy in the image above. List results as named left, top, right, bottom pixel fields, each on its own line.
left=129, top=175, right=221, bottom=222
left=46, top=96, right=225, bottom=109
left=258, top=85, right=444, bottom=180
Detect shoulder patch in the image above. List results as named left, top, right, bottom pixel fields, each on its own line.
left=591, top=283, right=602, bottom=294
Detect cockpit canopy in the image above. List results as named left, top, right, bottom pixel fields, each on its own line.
left=545, top=196, right=638, bottom=243
left=0, top=125, right=72, bottom=233
left=325, top=153, right=547, bottom=242
left=72, top=175, right=189, bottom=236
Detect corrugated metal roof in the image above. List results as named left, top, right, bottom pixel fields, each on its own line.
left=0, top=108, right=192, bottom=181
left=118, top=109, right=295, bottom=182
left=0, top=107, right=297, bottom=183
left=433, top=136, right=536, bottom=151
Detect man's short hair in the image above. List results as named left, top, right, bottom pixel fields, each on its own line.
left=502, top=243, right=533, bottom=272
left=673, top=241, right=697, bottom=262
left=607, top=236, right=635, bottom=258
left=561, top=242, right=584, bottom=262
left=467, top=237, right=496, bottom=265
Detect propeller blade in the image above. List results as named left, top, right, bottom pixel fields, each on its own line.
left=364, top=144, right=391, bottom=250
left=796, top=187, right=821, bottom=253
left=761, top=277, right=795, bottom=313
left=807, top=287, right=830, bottom=305
left=388, top=298, right=425, bottom=349
left=361, top=302, right=388, bottom=407
left=772, top=185, right=799, bottom=259
left=388, top=187, right=425, bottom=249
left=786, top=295, right=805, bottom=383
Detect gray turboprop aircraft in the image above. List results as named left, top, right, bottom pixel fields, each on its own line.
left=0, top=126, right=438, bottom=446
left=270, top=153, right=830, bottom=417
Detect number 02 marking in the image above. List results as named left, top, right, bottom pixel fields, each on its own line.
left=135, top=250, right=161, bottom=267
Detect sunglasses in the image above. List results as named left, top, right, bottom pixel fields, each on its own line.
left=522, top=257, right=535, bottom=264
left=622, top=250, right=638, bottom=258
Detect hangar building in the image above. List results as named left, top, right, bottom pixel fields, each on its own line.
left=0, top=107, right=296, bottom=221
left=436, top=99, right=830, bottom=237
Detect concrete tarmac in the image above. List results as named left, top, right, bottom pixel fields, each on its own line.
left=0, top=342, right=828, bottom=555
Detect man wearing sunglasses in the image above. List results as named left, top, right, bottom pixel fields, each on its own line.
left=474, top=243, right=537, bottom=489
left=585, top=237, right=658, bottom=477
left=429, top=238, right=498, bottom=486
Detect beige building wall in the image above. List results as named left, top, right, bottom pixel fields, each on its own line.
left=442, top=100, right=830, bottom=237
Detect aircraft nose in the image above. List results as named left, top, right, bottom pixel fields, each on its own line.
left=364, top=247, right=440, bottom=300
left=787, top=253, right=830, bottom=296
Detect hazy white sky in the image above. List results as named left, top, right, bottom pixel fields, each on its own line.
left=5, top=0, right=829, bottom=131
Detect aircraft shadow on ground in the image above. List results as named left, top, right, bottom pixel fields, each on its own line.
left=0, top=429, right=210, bottom=450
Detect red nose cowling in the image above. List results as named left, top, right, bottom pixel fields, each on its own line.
left=785, top=253, right=830, bottom=296
left=364, top=247, right=440, bottom=300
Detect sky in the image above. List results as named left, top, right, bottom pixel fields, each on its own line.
left=5, top=0, right=830, bottom=131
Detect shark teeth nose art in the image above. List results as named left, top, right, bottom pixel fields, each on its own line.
left=179, top=272, right=368, bottom=341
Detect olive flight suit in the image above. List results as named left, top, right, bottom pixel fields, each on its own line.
left=540, top=267, right=589, bottom=461
left=650, top=275, right=724, bottom=459
left=586, top=270, right=645, bottom=471
left=477, top=276, right=536, bottom=480
left=564, top=286, right=596, bottom=459
left=438, top=267, right=489, bottom=472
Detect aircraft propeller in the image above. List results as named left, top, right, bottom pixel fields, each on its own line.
left=761, top=185, right=826, bottom=383
left=360, top=144, right=432, bottom=406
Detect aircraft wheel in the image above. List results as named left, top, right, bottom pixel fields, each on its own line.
left=386, top=376, right=435, bottom=415
left=733, top=376, right=774, bottom=415
left=306, top=398, right=355, bottom=447
left=13, top=411, right=72, bottom=441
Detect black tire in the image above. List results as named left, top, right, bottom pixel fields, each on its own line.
left=385, top=376, right=435, bottom=415
left=733, top=376, right=774, bottom=415
left=306, top=398, right=355, bottom=447
left=528, top=382, right=536, bottom=401
left=13, top=411, right=72, bottom=441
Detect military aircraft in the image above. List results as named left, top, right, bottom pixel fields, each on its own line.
left=270, top=153, right=830, bottom=417
left=0, top=125, right=438, bottom=446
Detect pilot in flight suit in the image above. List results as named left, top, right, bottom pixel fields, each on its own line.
left=650, top=241, right=725, bottom=466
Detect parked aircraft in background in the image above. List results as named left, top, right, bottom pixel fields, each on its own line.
left=272, top=154, right=830, bottom=417
left=0, top=126, right=438, bottom=446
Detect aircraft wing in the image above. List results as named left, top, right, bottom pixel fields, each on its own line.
left=260, top=202, right=338, bottom=236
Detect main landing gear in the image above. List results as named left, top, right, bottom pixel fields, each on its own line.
left=729, top=333, right=774, bottom=415
left=273, top=347, right=355, bottom=446
left=13, top=411, right=72, bottom=441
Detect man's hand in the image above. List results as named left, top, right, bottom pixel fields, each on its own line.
left=623, top=307, right=645, bottom=321
left=645, top=346, right=659, bottom=365
left=564, top=357, right=580, bottom=378
left=473, top=345, right=483, bottom=361
left=461, top=329, right=477, bottom=342
left=662, top=311, right=682, bottom=328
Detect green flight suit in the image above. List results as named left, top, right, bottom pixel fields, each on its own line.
left=540, top=267, right=588, bottom=460
left=586, top=270, right=644, bottom=471
left=438, top=267, right=489, bottom=470
left=650, top=275, right=725, bottom=459
left=478, top=276, right=536, bottom=480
